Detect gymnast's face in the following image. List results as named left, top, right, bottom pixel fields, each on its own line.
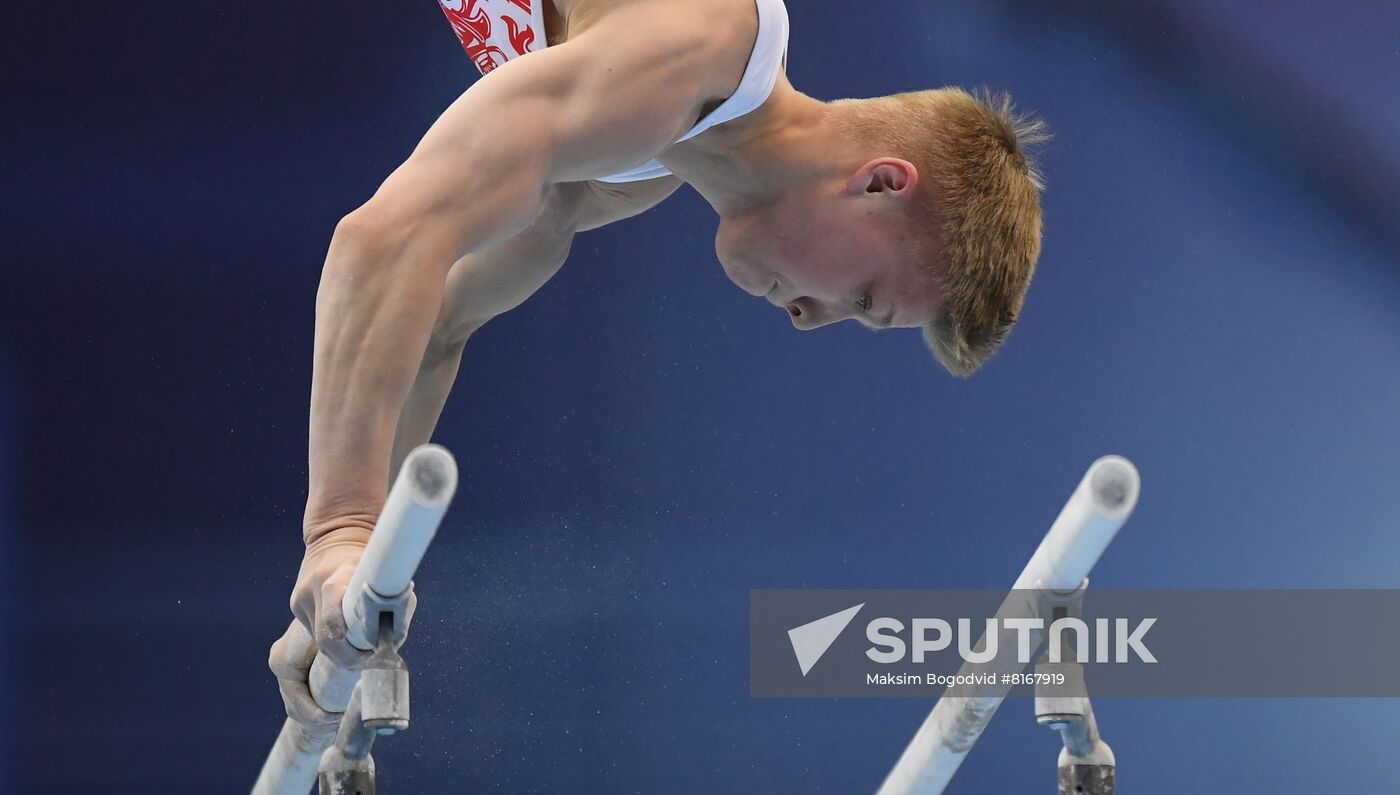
left=714, top=158, right=943, bottom=332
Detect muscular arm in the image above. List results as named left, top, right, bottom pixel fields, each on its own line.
left=274, top=170, right=677, bottom=710
left=303, top=11, right=720, bottom=544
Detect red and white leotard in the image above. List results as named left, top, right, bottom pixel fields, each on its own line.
left=435, top=0, right=789, bottom=183
left=436, top=0, right=545, bottom=74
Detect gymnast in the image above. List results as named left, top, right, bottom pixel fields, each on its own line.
left=268, top=0, right=1048, bottom=728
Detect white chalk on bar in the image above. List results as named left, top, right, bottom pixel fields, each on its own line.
left=874, top=456, right=1140, bottom=795
left=254, top=719, right=331, bottom=794
left=250, top=444, right=459, bottom=795
left=342, top=444, right=458, bottom=651
left=1014, top=455, right=1139, bottom=593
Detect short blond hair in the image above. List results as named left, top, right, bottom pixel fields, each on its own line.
left=837, top=88, right=1048, bottom=377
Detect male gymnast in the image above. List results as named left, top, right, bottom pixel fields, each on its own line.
left=269, top=0, right=1048, bottom=727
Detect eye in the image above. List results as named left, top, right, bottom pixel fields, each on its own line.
left=856, top=292, right=873, bottom=313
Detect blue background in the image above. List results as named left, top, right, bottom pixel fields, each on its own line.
left=4, top=0, right=1398, bottom=792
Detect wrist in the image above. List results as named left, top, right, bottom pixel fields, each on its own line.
left=302, top=515, right=375, bottom=550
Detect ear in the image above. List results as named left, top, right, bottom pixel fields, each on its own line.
left=847, top=157, right=919, bottom=200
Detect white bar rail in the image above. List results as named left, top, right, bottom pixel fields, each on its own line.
left=251, top=444, right=458, bottom=795
left=875, top=455, right=1140, bottom=795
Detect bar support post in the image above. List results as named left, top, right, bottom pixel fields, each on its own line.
left=875, top=456, right=1139, bottom=795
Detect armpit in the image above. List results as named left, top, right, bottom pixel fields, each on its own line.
left=575, top=175, right=684, bottom=231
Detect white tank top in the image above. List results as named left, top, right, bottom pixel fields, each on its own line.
left=436, top=0, right=790, bottom=183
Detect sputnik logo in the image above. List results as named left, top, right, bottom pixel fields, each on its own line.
left=787, top=604, right=864, bottom=676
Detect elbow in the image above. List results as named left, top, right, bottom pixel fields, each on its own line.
left=328, top=206, right=407, bottom=270
left=331, top=209, right=372, bottom=248
left=320, top=203, right=437, bottom=297
left=316, top=206, right=421, bottom=313
left=334, top=202, right=407, bottom=243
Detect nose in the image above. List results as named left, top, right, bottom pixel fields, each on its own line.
left=786, top=298, right=843, bottom=331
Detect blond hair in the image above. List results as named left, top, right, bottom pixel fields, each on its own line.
left=837, top=88, right=1048, bottom=378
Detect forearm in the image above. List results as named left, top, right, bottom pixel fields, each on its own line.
left=303, top=228, right=451, bottom=543
left=388, top=337, right=469, bottom=480
left=305, top=191, right=556, bottom=545
left=301, top=96, right=560, bottom=542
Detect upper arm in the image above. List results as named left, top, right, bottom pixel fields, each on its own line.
left=532, top=13, right=722, bottom=182
left=431, top=16, right=719, bottom=182
left=354, top=8, right=720, bottom=265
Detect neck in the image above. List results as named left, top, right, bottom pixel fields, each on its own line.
left=661, top=79, right=862, bottom=216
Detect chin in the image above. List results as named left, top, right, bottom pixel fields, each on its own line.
left=715, top=218, right=783, bottom=296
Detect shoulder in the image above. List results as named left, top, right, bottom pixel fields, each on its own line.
left=561, top=0, right=759, bottom=97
